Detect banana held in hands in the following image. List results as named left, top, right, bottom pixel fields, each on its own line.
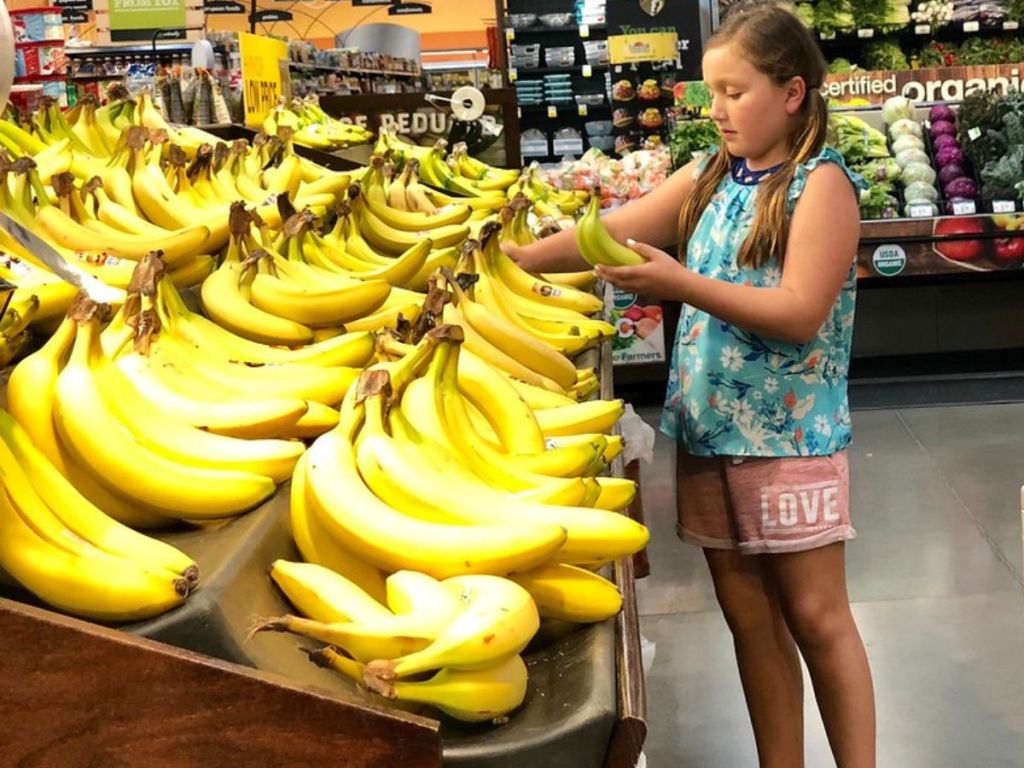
left=575, top=194, right=645, bottom=267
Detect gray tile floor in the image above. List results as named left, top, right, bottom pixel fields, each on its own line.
left=634, top=403, right=1024, bottom=768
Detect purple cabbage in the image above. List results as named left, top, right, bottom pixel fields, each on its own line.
left=930, top=120, right=957, bottom=138
left=928, top=104, right=956, bottom=124
left=938, top=163, right=966, bottom=186
left=935, top=145, right=965, bottom=168
left=943, top=177, right=977, bottom=199
left=932, top=134, right=959, bottom=151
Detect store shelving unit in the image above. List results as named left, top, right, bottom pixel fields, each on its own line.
left=499, top=0, right=613, bottom=163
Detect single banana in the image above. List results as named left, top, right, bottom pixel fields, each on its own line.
left=270, top=560, right=392, bottom=625
left=509, top=562, right=622, bottom=623
left=288, top=453, right=388, bottom=602
left=535, top=399, right=625, bottom=436
left=200, top=259, right=316, bottom=346
left=363, top=575, right=538, bottom=679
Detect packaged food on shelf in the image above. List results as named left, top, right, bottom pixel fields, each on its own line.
left=508, top=12, right=538, bottom=28
left=15, top=41, right=65, bottom=78
left=583, top=40, right=610, bottom=66
left=545, top=46, right=577, bottom=67
left=539, top=12, right=574, bottom=26
left=612, top=80, right=636, bottom=102
left=9, top=7, right=64, bottom=42
left=585, top=120, right=613, bottom=137
left=575, top=93, right=605, bottom=106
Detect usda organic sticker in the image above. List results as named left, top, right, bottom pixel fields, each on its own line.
left=872, top=244, right=906, bottom=277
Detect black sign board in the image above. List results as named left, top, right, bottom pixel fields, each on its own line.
left=251, top=8, right=293, bottom=22
left=389, top=2, right=430, bottom=14
left=61, top=9, right=89, bottom=22
left=353, top=0, right=392, bottom=5
left=205, top=0, right=245, bottom=13
left=53, top=0, right=93, bottom=7
left=607, top=0, right=704, bottom=80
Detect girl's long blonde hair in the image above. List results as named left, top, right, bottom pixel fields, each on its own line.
left=678, top=2, right=830, bottom=269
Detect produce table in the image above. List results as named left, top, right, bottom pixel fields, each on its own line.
left=0, top=344, right=646, bottom=768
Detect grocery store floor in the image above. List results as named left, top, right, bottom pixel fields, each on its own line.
left=634, top=396, right=1024, bottom=768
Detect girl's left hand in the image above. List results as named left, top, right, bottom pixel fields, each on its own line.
left=595, top=240, right=689, bottom=300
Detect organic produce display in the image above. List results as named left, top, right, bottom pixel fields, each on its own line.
left=535, top=145, right=673, bottom=207
left=959, top=89, right=1024, bottom=202
left=0, top=95, right=646, bottom=726
left=830, top=109, right=904, bottom=218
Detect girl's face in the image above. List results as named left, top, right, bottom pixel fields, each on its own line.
left=703, top=42, right=807, bottom=164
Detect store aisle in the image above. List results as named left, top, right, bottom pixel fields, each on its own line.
left=635, top=403, right=1024, bottom=768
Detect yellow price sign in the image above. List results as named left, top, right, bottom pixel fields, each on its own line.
left=240, top=32, right=290, bottom=128
left=608, top=31, right=678, bottom=65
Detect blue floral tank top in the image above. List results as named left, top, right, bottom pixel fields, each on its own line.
left=661, top=147, right=867, bottom=457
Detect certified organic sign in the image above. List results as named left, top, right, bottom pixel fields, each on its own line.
left=872, top=244, right=907, bottom=276
left=108, top=0, right=185, bottom=40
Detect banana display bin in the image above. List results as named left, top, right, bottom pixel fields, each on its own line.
left=0, top=345, right=646, bottom=767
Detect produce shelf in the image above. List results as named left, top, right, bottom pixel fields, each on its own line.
left=0, top=340, right=645, bottom=767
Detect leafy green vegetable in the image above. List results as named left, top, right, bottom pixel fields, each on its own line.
left=795, top=3, right=815, bottom=27
left=829, top=58, right=856, bottom=73
left=830, top=113, right=890, bottom=162
left=814, top=0, right=855, bottom=32
left=864, top=39, right=909, bottom=70
left=981, top=146, right=1024, bottom=200
left=680, top=81, right=711, bottom=109
left=670, top=120, right=719, bottom=169
left=859, top=183, right=900, bottom=219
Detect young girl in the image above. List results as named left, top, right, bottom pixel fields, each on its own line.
left=503, top=3, right=876, bottom=766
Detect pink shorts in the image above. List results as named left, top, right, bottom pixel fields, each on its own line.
left=675, top=450, right=856, bottom=555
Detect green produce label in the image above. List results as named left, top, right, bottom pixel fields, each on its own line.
left=109, top=0, right=184, bottom=33
left=871, top=244, right=907, bottom=277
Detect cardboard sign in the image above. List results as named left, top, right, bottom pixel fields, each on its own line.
left=239, top=32, right=289, bottom=128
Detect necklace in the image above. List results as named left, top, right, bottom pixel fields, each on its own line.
left=730, top=157, right=785, bottom=185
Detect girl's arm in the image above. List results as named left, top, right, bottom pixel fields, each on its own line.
left=504, top=158, right=702, bottom=273
left=597, top=164, right=860, bottom=345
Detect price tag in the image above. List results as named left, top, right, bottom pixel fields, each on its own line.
left=993, top=200, right=1017, bottom=213
left=963, top=20, right=980, bottom=31
left=819, top=31, right=837, bottom=40
left=1004, top=20, right=1020, bottom=30
left=506, top=28, right=515, bottom=41
left=614, top=65, right=622, bottom=73
left=579, top=23, right=590, bottom=38
left=582, top=64, right=593, bottom=78
left=915, top=24, right=931, bottom=34
left=908, top=204, right=934, bottom=218
left=548, top=106, right=558, bottom=118
left=857, top=28, right=875, bottom=38
left=952, top=200, right=977, bottom=215
left=508, top=67, right=518, bottom=82
left=968, top=126, right=982, bottom=141
left=521, top=140, right=550, bottom=157
left=578, top=104, right=588, bottom=116
left=553, top=138, right=585, bottom=155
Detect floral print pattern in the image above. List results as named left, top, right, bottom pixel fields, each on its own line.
left=662, top=148, right=867, bottom=457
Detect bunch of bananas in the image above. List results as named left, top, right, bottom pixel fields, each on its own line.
left=263, top=97, right=374, bottom=151
left=260, top=331, right=643, bottom=719
left=440, top=224, right=615, bottom=393
left=575, top=194, right=645, bottom=267
left=261, top=562, right=544, bottom=723
left=0, top=405, right=198, bottom=622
